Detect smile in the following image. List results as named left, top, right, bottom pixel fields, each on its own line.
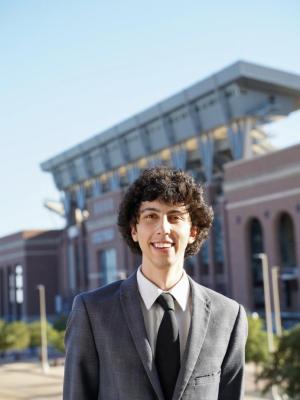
left=151, top=242, right=175, bottom=249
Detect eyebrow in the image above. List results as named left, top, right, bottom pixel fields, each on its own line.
left=139, top=207, right=188, bottom=215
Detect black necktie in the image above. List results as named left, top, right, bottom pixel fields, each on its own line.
left=155, top=293, right=180, bottom=400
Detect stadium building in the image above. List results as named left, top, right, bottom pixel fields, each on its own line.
left=0, top=230, right=62, bottom=320
left=41, top=61, right=300, bottom=316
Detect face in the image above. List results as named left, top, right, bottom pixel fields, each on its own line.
left=131, top=200, right=197, bottom=273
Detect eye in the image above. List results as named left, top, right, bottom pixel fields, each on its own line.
left=168, top=214, right=182, bottom=222
left=144, top=213, right=157, bottom=220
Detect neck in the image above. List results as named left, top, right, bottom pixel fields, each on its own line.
left=141, top=264, right=184, bottom=291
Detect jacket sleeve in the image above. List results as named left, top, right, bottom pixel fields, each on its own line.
left=218, top=304, right=248, bottom=400
left=63, top=294, right=99, bottom=400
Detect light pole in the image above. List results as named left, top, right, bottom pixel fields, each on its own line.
left=256, top=254, right=283, bottom=400
left=37, top=284, right=49, bottom=373
left=255, top=253, right=274, bottom=353
left=271, top=266, right=282, bottom=337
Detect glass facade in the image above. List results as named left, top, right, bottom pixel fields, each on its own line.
left=98, top=248, right=117, bottom=286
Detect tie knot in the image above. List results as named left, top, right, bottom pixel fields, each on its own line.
left=156, top=293, right=175, bottom=311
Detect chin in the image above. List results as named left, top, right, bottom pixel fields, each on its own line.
left=155, top=259, right=178, bottom=270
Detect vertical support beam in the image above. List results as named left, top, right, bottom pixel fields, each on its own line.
left=63, top=192, right=71, bottom=215
left=82, top=152, right=94, bottom=177
left=100, top=145, right=111, bottom=170
left=118, top=136, right=131, bottom=164
left=109, top=171, right=120, bottom=191
left=158, top=104, right=176, bottom=146
left=149, top=158, right=161, bottom=168
left=62, top=191, right=74, bottom=225
left=53, top=169, right=63, bottom=191
left=92, top=179, right=102, bottom=197
left=171, top=148, right=187, bottom=170
left=68, top=162, right=78, bottom=185
left=227, top=118, right=254, bottom=160
left=135, top=116, right=152, bottom=155
left=127, top=166, right=140, bottom=184
left=184, top=90, right=203, bottom=135
left=211, top=74, right=255, bottom=161
left=76, top=185, right=86, bottom=211
left=198, top=132, right=214, bottom=184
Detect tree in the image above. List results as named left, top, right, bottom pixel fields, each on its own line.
left=246, top=314, right=269, bottom=365
left=259, top=324, right=300, bottom=399
left=0, top=320, right=7, bottom=352
left=50, top=330, right=65, bottom=353
left=53, top=315, right=68, bottom=332
left=0, top=321, right=30, bottom=351
left=28, top=321, right=57, bottom=348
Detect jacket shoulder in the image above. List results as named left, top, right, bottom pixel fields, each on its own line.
left=205, top=286, right=240, bottom=310
left=75, top=279, right=124, bottom=306
left=190, top=278, right=242, bottom=317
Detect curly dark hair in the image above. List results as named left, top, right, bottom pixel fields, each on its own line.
left=118, top=167, right=213, bottom=257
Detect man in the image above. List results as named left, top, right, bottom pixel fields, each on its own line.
left=64, top=167, right=248, bottom=400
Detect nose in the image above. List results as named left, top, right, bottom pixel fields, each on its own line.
left=157, top=215, right=171, bottom=235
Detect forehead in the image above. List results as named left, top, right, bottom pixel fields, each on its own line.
left=139, top=200, right=188, bottom=214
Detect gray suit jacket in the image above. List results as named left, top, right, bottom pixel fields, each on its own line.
left=63, top=272, right=247, bottom=400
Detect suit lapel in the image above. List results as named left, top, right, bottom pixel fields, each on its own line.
left=173, top=277, right=211, bottom=400
left=120, top=272, right=165, bottom=400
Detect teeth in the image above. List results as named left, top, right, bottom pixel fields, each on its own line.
left=153, top=243, right=173, bottom=248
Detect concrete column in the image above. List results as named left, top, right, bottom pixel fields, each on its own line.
left=127, top=166, right=140, bottom=184
left=184, top=90, right=203, bottom=135
left=83, top=154, right=94, bottom=177
left=63, top=192, right=71, bottom=211
left=76, top=185, right=86, bottom=211
left=118, top=136, right=131, bottom=164
left=227, top=118, right=254, bottom=160
left=198, top=133, right=214, bottom=184
left=158, top=104, right=176, bottom=146
left=100, top=145, right=111, bottom=170
left=171, top=148, right=187, bottom=170
left=135, top=116, right=152, bottom=155
left=109, top=172, right=121, bottom=191
left=93, top=179, right=102, bottom=197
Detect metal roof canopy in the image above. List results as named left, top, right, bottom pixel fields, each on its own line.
left=41, top=60, right=300, bottom=190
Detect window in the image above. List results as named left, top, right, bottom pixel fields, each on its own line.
left=249, top=218, right=264, bottom=310
left=278, top=213, right=296, bottom=269
left=278, top=212, right=297, bottom=309
left=98, top=248, right=117, bottom=286
left=200, top=241, right=209, bottom=276
left=213, top=216, right=224, bottom=273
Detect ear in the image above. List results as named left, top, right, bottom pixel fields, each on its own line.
left=131, top=225, right=138, bottom=242
left=188, top=226, right=198, bottom=244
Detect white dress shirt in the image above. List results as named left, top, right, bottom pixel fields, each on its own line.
left=137, top=266, right=191, bottom=361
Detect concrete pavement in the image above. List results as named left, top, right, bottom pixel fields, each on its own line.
left=0, top=362, right=272, bottom=399
left=0, top=362, right=63, bottom=400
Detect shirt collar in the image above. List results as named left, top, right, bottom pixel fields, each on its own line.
left=137, top=266, right=190, bottom=311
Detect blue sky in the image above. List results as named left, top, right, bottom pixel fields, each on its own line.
left=0, top=0, right=300, bottom=238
